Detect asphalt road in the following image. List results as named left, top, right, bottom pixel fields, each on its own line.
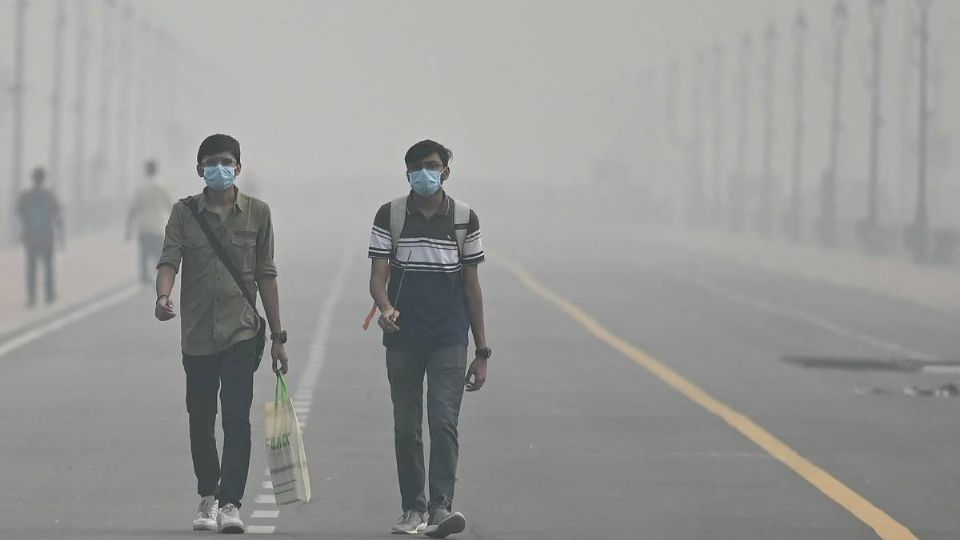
left=1, top=194, right=957, bottom=539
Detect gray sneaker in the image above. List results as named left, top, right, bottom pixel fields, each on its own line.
left=217, top=503, right=246, bottom=534
left=424, top=508, right=466, bottom=538
left=391, top=510, right=427, bottom=535
left=192, top=496, right=219, bottom=531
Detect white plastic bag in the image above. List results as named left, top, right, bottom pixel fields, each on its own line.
left=265, top=372, right=311, bottom=505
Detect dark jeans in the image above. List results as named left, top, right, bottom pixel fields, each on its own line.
left=182, top=338, right=260, bottom=508
left=386, top=344, right=468, bottom=514
left=138, top=233, right=163, bottom=285
left=25, top=245, right=55, bottom=305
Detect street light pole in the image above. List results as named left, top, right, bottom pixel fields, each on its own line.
left=95, top=0, right=115, bottom=204
left=787, top=11, right=807, bottom=243
left=818, top=0, right=848, bottom=247
left=116, top=3, right=133, bottom=200
left=732, top=33, right=752, bottom=232
left=863, top=0, right=886, bottom=252
left=10, top=0, right=28, bottom=241
left=912, top=0, right=933, bottom=262
left=759, top=22, right=777, bottom=237
left=711, top=44, right=724, bottom=222
left=73, top=2, right=90, bottom=230
left=49, top=0, right=67, bottom=190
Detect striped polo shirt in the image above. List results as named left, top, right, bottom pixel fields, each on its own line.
left=368, top=192, right=484, bottom=348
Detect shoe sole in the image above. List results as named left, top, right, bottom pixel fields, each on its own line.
left=424, top=513, right=466, bottom=538
left=218, top=523, right=246, bottom=534
left=391, top=522, right=427, bottom=534
left=193, top=521, right=217, bottom=531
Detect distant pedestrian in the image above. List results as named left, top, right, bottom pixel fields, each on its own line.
left=155, top=134, right=289, bottom=534
left=127, top=160, right=173, bottom=284
left=16, top=167, right=63, bottom=307
left=368, top=139, right=491, bottom=537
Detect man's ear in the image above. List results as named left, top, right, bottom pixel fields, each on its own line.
left=441, top=166, right=450, bottom=182
left=196, top=164, right=204, bottom=177
left=235, top=163, right=242, bottom=176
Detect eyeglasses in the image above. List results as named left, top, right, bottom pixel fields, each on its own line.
left=201, top=157, right=237, bottom=168
left=406, top=161, right=445, bottom=173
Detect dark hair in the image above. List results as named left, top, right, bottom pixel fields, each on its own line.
left=405, top=140, right=452, bottom=167
left=145, top=160, right=157, bottom=175
left=31, top=167, right=45, bottom=183
left=197, top=134, right=241, bottom=164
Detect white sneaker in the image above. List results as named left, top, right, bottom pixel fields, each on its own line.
left=217, top=503, right=246, bottom=534
left=192, top=496, right=218, bottom=531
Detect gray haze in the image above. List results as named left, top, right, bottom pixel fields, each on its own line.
left=3, top=2, right=960, bottom=539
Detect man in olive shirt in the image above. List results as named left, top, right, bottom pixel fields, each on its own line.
left=155, top=134, right=289, bottom=534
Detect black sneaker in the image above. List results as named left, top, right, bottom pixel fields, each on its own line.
left=424, top=508, right=466, bottom=538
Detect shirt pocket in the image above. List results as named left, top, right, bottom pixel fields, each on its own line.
left=229, top=234, right=257, bottom=272
left=181, top=236, right=214, bottom=271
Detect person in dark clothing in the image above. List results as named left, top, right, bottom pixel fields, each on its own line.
left=16, top=167, right=63, bottom=307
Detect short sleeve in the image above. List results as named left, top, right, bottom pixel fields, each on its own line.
left=254, top=203, right=278, bottom=279
left=368, top=203, right=392, bottom=259
left=461, top=209, right=485, bottom=265
left=156, top=203, right=185, bottom=272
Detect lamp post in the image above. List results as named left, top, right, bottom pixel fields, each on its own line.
left=731, top=33, right=752, bottom=232
left=49, top=0, right=66, bottom=190
left=911, top=0, right=933, bottom=262
left=9, top=0, right=28, bottom=241
left=759, top=22, right=777, bottom=236
left=818, top=0, right=848, bottom=247
left=786, top=10, right=807, bottom=242
left=711, top=44, right=724, bottom=221
left=73, top=2, right=90, bottom=230
left=862, top=0, right=886, bottom=252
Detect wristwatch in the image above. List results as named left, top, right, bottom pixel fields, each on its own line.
left=476, top=346, right=492, bottom=360
left=271, top=330, right=288, bottom=344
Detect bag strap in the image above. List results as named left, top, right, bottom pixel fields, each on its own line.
left=181, top=196, right=260, bottom=315
left=390, top=195, right=472, bottom=259
left=452, top=199, right=471, bottom=257
left=275, top=371, right=289, bottom=403
left=388, top=196, right=408, bottom=258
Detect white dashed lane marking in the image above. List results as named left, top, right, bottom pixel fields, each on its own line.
left=246, top=247, right=353, bottom=534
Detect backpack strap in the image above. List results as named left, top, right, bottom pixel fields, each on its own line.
left=388, top=196, right=408, bottom=257
left=453, top=199, right=471, bottom=258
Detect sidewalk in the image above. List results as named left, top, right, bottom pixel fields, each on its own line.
left=657, top=230, right=960, bottom=313
left=0, top=230, right=140, bottom=338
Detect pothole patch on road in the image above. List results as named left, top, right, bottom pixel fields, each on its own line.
left=783, top=355, right=960, bottom=398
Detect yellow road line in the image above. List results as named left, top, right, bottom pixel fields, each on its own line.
left=496, top=256, right=917, bottom=540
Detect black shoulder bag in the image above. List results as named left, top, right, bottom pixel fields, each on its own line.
left=181, top=197, right=267, bottom=366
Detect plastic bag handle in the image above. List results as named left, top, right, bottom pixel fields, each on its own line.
left=274, top=370, right=289, bottom=404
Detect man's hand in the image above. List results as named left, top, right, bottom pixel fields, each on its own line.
left=465, top=356, right=487, bottom=392
left=155, top=296, right=176, bottom=321
left=378, top=307, right=401, bottom=334
left=272, top=341, right=289, bottom=374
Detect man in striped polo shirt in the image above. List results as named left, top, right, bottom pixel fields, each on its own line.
left=368, top=140, right=490, bottom=538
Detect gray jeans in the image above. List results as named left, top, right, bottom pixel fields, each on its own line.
left=386, top=344, right=468, bottom=514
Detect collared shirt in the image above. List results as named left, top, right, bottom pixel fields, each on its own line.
left=158, top=187, right=278, bottom=356
left=129, top=179, right=173, bottom=236
left=368, top=191, right=484, bottom=349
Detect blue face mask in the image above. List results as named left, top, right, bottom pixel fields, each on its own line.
left=203, top=165, right=236, bottom=192
left=407, top=168, right=443, bottom=196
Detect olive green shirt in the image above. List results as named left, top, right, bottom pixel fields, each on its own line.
left=157, top=188, right=278, bottom=356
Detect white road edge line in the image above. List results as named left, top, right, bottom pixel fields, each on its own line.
left=0, top=284, right=142, bottom=360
